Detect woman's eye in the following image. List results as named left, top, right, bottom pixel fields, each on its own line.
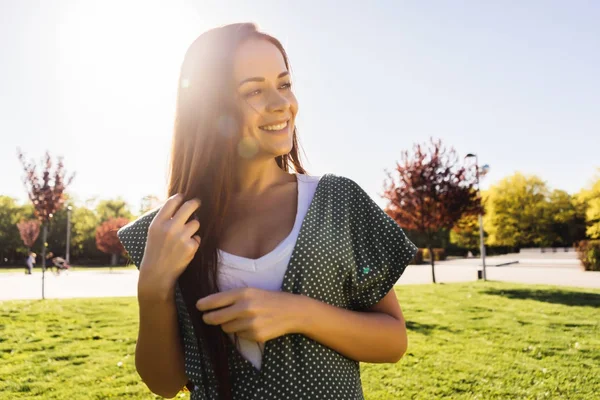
left=244, top=82, right=291, bottom=98
left=244, top=89, right=261, bottom=98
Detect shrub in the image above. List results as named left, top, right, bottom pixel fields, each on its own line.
left=576, top=240, right=600, bottom=271
left=433, top=248, right=447, bottom=261
left=422, top=248, right=447, bottom=261
left=410, top=248, right=424, bottom=265
left=445, top=243, right=469, bottom=257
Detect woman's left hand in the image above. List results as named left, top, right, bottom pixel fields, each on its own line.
left=196, top=288, right=305, bottom=343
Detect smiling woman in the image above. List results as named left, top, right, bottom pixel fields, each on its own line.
left=117, top=22, right=417, bottom=400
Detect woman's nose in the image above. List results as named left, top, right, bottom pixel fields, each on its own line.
left=265, top=90, right=290, bottom=113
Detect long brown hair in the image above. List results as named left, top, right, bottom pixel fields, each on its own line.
left=168, top=23, right=306, bottom=399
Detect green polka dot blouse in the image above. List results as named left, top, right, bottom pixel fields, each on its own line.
left=117, top=174, right=418, bottom=399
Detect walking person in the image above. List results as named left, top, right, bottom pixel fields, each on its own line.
left=25, top=251, right=36, bottom=275
left=117, top=23, right=417, bottom=400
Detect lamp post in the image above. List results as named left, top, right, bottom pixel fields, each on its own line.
left=465, top=153, right=489, bottom=281
left=66, top=206, right=72, bottom=264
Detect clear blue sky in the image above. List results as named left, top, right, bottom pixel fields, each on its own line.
left=1, top=0, right=599, bottom=213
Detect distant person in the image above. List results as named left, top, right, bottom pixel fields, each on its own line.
left=116, top=23, right=417, bottom=399
left=50, top=256, right=71, bottom=276
left=25, top=251, right=36, bottom=274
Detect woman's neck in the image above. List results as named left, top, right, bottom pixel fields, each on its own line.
left=235, top=158, right=294, bottom=197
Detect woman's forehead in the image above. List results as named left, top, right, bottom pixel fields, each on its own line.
left=233, top=38, right=288, bottom=82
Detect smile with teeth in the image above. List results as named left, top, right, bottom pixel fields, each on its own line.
left=260, top=120, right=289, bottom=131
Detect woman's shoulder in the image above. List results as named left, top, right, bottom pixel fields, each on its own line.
left=308, top=173, right=367, bottom=197
left=117, top=207, right=162, bottom=268
left=297, top=172, right=361, bottom=188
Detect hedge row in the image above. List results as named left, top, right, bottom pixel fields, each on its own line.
left=576, top=240, right=600, bottom=271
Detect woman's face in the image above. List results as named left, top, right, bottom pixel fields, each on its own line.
left=233, top=38, right=298, bottom=159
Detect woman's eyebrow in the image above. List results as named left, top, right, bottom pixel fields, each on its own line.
left=238, top=71, right=289, bottom=87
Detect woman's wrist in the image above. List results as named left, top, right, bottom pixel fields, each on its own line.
left=287, top=294, right=316, bottom=335
left=137, top=270, right=177, bottom=304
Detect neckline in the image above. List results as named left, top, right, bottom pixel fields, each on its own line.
left=217, top=173, right=303, bottom=269
left=228, top=173, right=332, bottom=377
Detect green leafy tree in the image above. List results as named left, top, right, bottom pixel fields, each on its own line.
left=0, top=196, right=36, bottom=265
left=71, top=206, right=104, bottom=261
left=547, top=189, right=587, bottom=246
left=450, top=213, right=481, bottom=250
left=484, top=173, right=554, bottom=247
left=95, top=198, right=134, bottom=223
left=578, top=171, right=600, bottom=239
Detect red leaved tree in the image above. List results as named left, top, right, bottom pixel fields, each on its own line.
left=382, top=138, right=482, bottom=283
left=17, top=219, right=41, bottom=251
left=96, top=218, right=130, bottom=266
left=18, top=149, right=75, bottom=298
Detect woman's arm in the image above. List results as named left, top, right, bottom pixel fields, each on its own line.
left=293, top=289, right=408, bottom=363
left=119, top=195, right=202, bottom=398
left=197, top=288, right=407, bottom=364
left=136, top=283, right=188, bottom=399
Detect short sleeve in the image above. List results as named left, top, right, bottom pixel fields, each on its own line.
left=116, top=209, right=160, bottom=270
left=344, top=177, right=418, bottom=311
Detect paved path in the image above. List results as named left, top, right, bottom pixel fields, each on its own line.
left=0, top=270, right=139, bottom=301
left=1, top=261, right=599, bottom=301
left=399, top=264, right=600, bottom=289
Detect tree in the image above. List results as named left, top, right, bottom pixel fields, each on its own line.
left=483, top=173, right=553, bottom=247
left=450, top=213, right=481, bottom=250
left=96, top=218, right=130, bottom=266
left=140, top=194, right=162, bottom=215
left=547, top=189, right=587, bottom=246
left=71, top=206, right=104, bottom=261
left=17, top=149, right=75, bottom=299
left=578, top=171, right=600, bottom=239
left=95, top=199, right=134, bottom=223
left=17, top=219, right=41, bottom=251
left=382, top=138, right=481, bottom=283
left=0, top=196, right=35, bottom=265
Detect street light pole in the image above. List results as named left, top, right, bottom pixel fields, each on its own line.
left=66, top=206, right=72, bottom=264
left=466, top=153, right=487, bottom=281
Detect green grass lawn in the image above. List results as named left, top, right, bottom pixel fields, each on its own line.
left=1, top=281, right=599, bottom=399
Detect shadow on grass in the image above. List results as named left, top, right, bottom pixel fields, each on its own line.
left=406, top=321, right=456, bottom=335
left=483, top=287, right=600, bottom=308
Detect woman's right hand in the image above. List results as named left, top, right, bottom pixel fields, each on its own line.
left=138, top=194, right=202, bottom=298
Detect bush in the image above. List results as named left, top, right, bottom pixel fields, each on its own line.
left=410, top=249, right=424, bottom=265
left=422, top=248, right=447, bottom=261
left=445, top=243, right=470, bottom=258
left=434, top=248, right=447, bottom=261
left=486, top=245, right=519, bottom=256
left=576, top=240, right=600, bottom=271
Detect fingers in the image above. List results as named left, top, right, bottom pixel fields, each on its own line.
left=196, top=288, right=246, bottom=312
left=155, top=193, right=185, bottom=222
left=182, top=219, right=201, bottom=238
left=203, top=302, right=246, bottom=326
left=220, top=317, right=252, bottom=334
left=172, top=198, right=202, bottom=227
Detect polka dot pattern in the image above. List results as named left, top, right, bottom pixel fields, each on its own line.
left=117, top=174, right=417, bottom=399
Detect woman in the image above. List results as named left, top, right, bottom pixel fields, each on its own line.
left=25, top=251, right=36, bottom=275
left=117, top=23, right=417, bottom=400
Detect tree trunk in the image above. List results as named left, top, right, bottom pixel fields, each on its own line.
left=41, top=224, right=48, bottom=300
left=428, top=244, right=436, bottom=284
